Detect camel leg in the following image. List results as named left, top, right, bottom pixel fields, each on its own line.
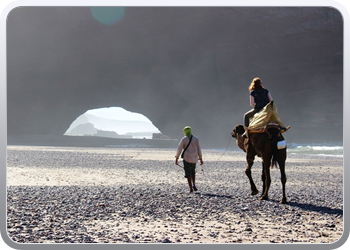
left=260, top=161, right=266, bottom=198
left=279, top=165, right=287, bottom=204
left=260, top=156, right=272, bottom=201
left=245, top=158, right=259, bottom=195
left=278, top=150, right=287, bottom=204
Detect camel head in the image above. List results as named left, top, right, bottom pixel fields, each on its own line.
left=231, top=124, right=247, bottom=152
left=231, top=124, right=245, bottom=138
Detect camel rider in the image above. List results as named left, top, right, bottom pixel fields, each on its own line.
left=243, top=77, right=286, bottom=137
left=244, top=77, right=273, bottom=128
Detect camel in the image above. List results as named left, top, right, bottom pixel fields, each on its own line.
left=231, top=123, right=287, bottom=204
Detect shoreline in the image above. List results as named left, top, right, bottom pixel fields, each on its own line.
left=6, top=146, right=344, bottom=244
left=7, top=135, right=180, bottom=149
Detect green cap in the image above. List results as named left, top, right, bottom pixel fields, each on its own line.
left=183, top=126, right=192, bottom=137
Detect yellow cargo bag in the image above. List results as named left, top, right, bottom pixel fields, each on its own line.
left=245, top=101, right=290, bottom=134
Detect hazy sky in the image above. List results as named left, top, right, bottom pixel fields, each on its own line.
left=5, top=6, right=344, bottom=145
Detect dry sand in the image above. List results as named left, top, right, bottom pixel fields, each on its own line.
left=6, top=145, right=344, bottom=244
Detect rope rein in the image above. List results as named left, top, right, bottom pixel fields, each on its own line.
left=210, top=135, right=232, bottom=169
left=217, top=135, right=232, bottom=161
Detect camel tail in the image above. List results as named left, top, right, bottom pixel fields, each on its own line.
left=271, top=154, right=278, bottom=169
left=270, top=129, right=279, bottom=169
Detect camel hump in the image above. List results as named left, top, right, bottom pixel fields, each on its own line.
left=266, top=122, right=281, bottom=130
left=268, top=124, right=290, bottom=133
left=247, top=123, right=289, bottom=134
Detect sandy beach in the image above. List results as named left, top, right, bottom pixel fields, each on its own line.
left=6, top=145, right=343, bottom=244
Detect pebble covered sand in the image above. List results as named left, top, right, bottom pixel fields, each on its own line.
left=6, top=146, right=343, bottom=244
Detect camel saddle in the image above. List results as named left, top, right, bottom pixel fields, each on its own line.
left=245, top=101, right=290, bottom=134
left=244, top=123, right=291, bottom=135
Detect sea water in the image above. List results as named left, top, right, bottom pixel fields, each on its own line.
left=220, top=140, right=343, bottom=157
left=287, top=143, right=343, bottom=157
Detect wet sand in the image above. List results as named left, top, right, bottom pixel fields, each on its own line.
left=6, top=146, right=343, bottom=244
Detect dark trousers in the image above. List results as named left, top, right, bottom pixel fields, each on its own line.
left=244, top=108, right=258, bottom=127
left=183, top=160, right=196, bottom=178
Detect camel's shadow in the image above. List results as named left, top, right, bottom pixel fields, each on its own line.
left=286, top=201, right=343, bottom=216
left=196, top=193, right=343, bottom=216
left=264, top=198, right=342, bottom=215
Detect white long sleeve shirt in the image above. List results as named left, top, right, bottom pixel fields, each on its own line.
left=175, top=135, right=202, bottom=164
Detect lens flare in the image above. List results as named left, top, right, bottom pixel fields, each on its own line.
left=90, top=7, right=125, bottom=25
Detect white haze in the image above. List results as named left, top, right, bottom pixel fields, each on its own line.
left=86, top=107, right=152, bottom=122
left=65, top=107, right=161, bottom=136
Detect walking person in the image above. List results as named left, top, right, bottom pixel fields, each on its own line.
left=175, top=126, right=203, bottom=193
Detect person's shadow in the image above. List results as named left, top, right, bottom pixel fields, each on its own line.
left=196, top=192, right=234, bottom=199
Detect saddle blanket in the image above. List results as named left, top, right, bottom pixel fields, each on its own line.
left=246, top=101, right=290, bottom=133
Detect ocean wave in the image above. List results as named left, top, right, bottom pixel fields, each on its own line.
left=287, top=144, right=343, bottom=156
